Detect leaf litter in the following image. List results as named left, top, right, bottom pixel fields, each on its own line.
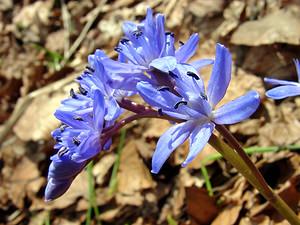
left=1, top=0, right=300, bottom=224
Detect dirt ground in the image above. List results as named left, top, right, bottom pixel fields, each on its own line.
left=1, top=0, right=300, bottom=224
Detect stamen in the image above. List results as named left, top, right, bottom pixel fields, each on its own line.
left=114, top=46, right=122, bottom=53
left=72, top=137, right=81, bottom=146
left=77, top=76, right=82, bottom=80
left=73, top=116, right=83, bottom=121
left=174, top=101, right=188, bottom=109
left=58, top=147, right=68, bottom=157
left=158, top=108, right=164, bottom=116
left=165, top=32, right=175, bottom=37
left=179, top=40, right=184, bottom=45
left=79, top=86, right=87, bottom=95
left=132, top=30, right=143, bottom=38
left=85, top=65, right=95, bottom=73
left=169, top=71, right=178, bottom=78
left=186, top=71, right=200, bottom=80
left=157, top=86, right=170, bottom=91
left=120, top=38, right=130, bottom=44
left=60, top=124, right=68, bottom=132
left=70, top=88, right=77, bottom=99
left=200, top=92, right=208, bottom=100
left=55, top=137, right=62, bottom=142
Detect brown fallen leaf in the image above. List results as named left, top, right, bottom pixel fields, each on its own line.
left=93, top=154, right=115, bottom=186
left=116, top=140, right=156, bottom=205
left=14, top=83, right=76, bottom=141
left=231, top=7, right=300, bottom=46
left=211, top=204, right=243, bottom=225
left=186, top=186, right=219, bottom=225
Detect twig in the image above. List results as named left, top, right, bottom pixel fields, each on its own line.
left=60, top=0, right=107, bottom=67
left=60, top=0, right=72, bottom=58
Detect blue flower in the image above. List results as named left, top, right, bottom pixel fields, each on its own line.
left=264, top=59, right=300, bottom=99
left=137, top=44, right=260, bottom=173
left=98, top=8, right=213, bottom=90
left=45, top=90, right=105, bottom=201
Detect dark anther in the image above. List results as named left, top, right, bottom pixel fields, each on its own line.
left=120, top=38, right=130, bottom=44
left=85, top=65, right=95, bottom=73
left=158, top=108, right=164, bottom=116
left=60, top=124, right=68, bottom=132
left=70, top=88, right=77, bottom=99
left=73, top=116, right=83, bottom=121
left=157, top=86, right=170, bottom=91
left=179, top=40, right=184, bottom=45
left=72, top=137, right=81, bottom=146
left=58, top=147, right=68, bottom=157
left=132, top=29, right=143, bottom=38
left=114, top=46, right=122, bottom=53
left=200, top=92, right=208, bottom=100
left=55, top=136, right=62, bottom=142
left=77, top=76, right=82, bottom=80
left=186, top=71, right=200, bottom=80
left=174, top=100, right=188, bottom=109
left=169, top=71, right=178, bottom=78
left=165, top=32, right=174, bottom=37
left=79, top=86, right=87, bottom=95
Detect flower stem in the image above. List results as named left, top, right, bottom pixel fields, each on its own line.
left=209, top=133, right=300, bottom=225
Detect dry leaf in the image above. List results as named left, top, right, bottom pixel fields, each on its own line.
left=212, top=204, right=242, bottom=225
left=116, top=140, right=156, bottom=205
left=231, top=7, right=300, bottom=46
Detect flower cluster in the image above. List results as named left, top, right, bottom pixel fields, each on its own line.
left=45, top=8, right=261, bottom=201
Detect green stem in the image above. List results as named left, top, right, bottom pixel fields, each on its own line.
left=209, top=134, right=300, bottom=225
left=108, top=128, right=126, bottom=195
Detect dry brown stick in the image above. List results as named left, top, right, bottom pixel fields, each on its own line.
left=60, top=0, right=107, bottom=68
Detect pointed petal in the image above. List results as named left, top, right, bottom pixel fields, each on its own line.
left=137, top=81, right=180, bottom=109
left=149, top=56, right=177, bottom=73
left=93, top=90, right=105, bottom=131
left=207, top=44, right=232, bottom=107
left=71, top=133, right=101, bottom=162
left=264, top=77, right=298, bottom=86
left=54, top=110, right=89, bottom=129
left=151, top=121, right=194, bottom=173
left=266, top=85, right=300, bottom=100
left=190, top=59, right=214, bottom=71
left=213, top=91, right=260, bottom=124
left=175, top=33, right=199, bottom=63
left=104, top=97, right=121, bottom=121
left=45, top=178, right=73, bottom=201
left=182, top=122, right=214, bottom=167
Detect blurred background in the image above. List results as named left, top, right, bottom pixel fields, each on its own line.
left=0, top=0, right=300, bottom=224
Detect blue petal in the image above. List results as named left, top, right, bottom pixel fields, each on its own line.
left=264, top=77, right=298, bottom=86
left=108, top=72, right=150, bottom=91
left=151, top=121, right=194, bottom=173
left=45, top=156, right=86, bottom=201
left=149, top=56, right=177, bottom=73
left=190, top=59, right=214, bottom=71
left=182, top=122, right=214, bottom=167
left=156, top=14, right=166, bottom=57
left=207, top=44, right=232, bottom=107
left=105, top=97, right=121, bottom=121
left=71, top=133, right=101, bottom=162
left=266, top=85, right=300, bottom=100
left=137, top=81, right=180, bottom=109
left=213, top=90, right=260, bottom=124
left=54, top=110, right=89, bottom=130
left=175, top=33, right=199, bottom=63
left=45, top=178, right=73, bottom=201
left=92, top=90, right=105, bottom=131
